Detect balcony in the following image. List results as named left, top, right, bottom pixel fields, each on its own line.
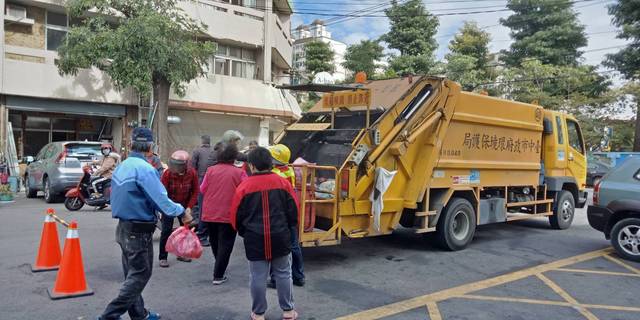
left=271, top=13, right=293, bottom=69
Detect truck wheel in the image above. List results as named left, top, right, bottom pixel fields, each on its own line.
left=435, top=198, right=476, bottom=251
left=610, top=218, right=640, bottom=262
left=25, top=175, right=37, bottom=198
left=550, top=190, right=574, bottom=230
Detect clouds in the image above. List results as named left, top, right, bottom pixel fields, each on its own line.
left=290, top=0, right=628, bottom=68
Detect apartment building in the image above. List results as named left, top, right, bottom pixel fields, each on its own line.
left=0, top=0, right=300, bottom=161
left=292, top=19, right=348, bottom=84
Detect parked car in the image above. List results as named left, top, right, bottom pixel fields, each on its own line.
left=588, top=157, right=640, bottom=262
left=586, top=155, right=613, bottom=187
left=25, top=141, right=110, bottom=203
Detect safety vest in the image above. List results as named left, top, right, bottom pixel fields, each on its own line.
left=272, top=165, right=295, bottom=186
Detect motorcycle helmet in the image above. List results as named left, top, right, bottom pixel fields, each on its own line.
left=169, top=150, right=189, bottom=174
left=101, top=143, right=112, bottom=156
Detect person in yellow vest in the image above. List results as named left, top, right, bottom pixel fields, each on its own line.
left=268, top=144, right=305, bottom=287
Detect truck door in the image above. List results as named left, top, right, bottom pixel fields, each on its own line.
left=563, top=116, right=587, bottom=188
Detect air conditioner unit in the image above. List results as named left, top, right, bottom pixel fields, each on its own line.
left=6, top=4, right=27, bottom=20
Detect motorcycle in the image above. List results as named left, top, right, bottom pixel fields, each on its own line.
left=64, top=165, right=111, bottom=211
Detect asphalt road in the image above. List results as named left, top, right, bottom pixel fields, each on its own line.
left=1, top=193, right=639, bottom=320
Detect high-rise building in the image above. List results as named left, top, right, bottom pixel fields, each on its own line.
left=292, top=19, right=347, bottom=84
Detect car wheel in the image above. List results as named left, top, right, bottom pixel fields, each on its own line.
left=610, top=218, right=640, bottom=262
left=64, top=197, right=84, bottom=211
left=435, top=198, right=477, bottom=251
left=25, top=175, right=37, bottom=198
left=550, top=190, right=575, bottom=230
left=43, top=177, right=56, bottom=203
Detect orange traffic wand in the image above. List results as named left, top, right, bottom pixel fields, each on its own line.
left=31, top=209, right=62, bottom=272
left=48, top=220, right=93, bottom=300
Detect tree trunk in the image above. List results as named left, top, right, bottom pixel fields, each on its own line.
left=152, top=74, right=171, bottom=161
left=634, top=103, right=640, bottom=152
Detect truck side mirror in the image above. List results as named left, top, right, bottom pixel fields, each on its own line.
left=543, top=118, right=553, bottom=135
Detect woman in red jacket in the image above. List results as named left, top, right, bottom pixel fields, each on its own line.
left=200, top=143, right=247, bottom=284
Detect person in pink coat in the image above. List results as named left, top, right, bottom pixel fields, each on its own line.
left=200, top=143, right=248, bottom=285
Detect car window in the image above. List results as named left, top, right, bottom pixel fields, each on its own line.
left=65, top=144, right=102, bottom=159
left=566, top=120, right=585, bottom=154
left=44, top=145, right=58, bottom=159
left=555, top=116, right=564, bottom=145
left=36, top=145, right=50, bottom=160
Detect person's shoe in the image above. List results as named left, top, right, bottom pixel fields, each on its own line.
left=159, top=260, right=169, bottom=268
left=177, top=256, right=192, bottom=263
left=212, top=276, right=228, bottom=285
left=266, top=279, right=276, bottom=289
left=144, top=311, right=161, bottom=320
left=282, top=310, right=298, bottom=320
left=293, top=278, right=305, bottom=287
left=250, top=312, right=265, bottom=320
left=200, top=238, right=210, bottom=247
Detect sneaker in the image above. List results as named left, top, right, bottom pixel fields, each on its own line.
left=212, top=276, right=228, bottom=285
left=159, top=260, right=169, bottom=268
left=200, top=238, right=210, bottom=247
left=282, top=310, right=298, bottom=320
left=145, top=311, right=161, bottom=320
left=293, top=278, right=305, bottom=287
left=250, top=312, right=265, bottom=320
left=177, top=256, right=192, bottom=263
left=267, top=279, right=276, bottom=289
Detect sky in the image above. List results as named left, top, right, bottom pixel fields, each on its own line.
left=289, top=0, right=629, bottom=70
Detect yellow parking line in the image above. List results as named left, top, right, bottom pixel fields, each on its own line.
left=555, top=268, right=640, bottom=277
left=336, top=248, right=612, bottom=320
left=536, top=273, right=599, bottom=320
left=426, top=301, right=442, bottom=320
left=582, top=304, right=640, bottom=313
left=459, top=294, right=572, bottom=307
left=603, top=255, right=640, bottom=275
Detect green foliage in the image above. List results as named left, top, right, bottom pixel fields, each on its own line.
left=444, top=22, right=495, bottom=91
left=304, top=41, right=335, bottom=76
left=382, top=0, right=439, bottom=75
left=56, top=0, right=215, bottom=97
left=605, top=0, right=640, bottom=80
left=342, top=40, right=384, bottom=78
left=500, top=0, right=587, bottom=67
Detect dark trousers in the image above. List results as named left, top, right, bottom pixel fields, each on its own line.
left=206, top=222, right=237, bottom=279
left=100, top=221, right=155, bottom=320
left=195, top=184, right=208, bottom=240
left=290, top=227, right=305, bottom=281
left=158, top=214, right=184, bottom=260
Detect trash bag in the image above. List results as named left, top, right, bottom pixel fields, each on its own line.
left=165, top=226, right=203, bottom=259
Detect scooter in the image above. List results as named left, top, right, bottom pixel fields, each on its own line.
left=64, top=165, right=110, bottom=211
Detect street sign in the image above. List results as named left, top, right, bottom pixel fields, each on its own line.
left=322, top=89, right=371, bottom=109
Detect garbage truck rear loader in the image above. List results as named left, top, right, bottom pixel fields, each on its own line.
left=278, top=77, right=587, bottom=250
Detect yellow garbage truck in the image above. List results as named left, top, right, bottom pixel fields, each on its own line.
left=278, top=76, right=587, bottom=250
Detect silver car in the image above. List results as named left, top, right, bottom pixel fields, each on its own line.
left=25, top=141, right=107, bottom=203
left=588, top=156, right=640, bottom=262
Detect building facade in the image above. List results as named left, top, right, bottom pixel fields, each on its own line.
left=292, top=19, right=347, bottom=84
left=0, top=0, right=300, bottom=162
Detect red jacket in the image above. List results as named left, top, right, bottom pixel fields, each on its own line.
left=200, top=163, right=247, bottom=223
left=230, top=172, right=299, bottom=261
left=160, top=167, right=199, bottom=209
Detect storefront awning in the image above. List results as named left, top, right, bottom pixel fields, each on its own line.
left=6, top=96, right=126, bottom=117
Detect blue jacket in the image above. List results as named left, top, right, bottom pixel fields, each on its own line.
left=111, top=152, right=184, bottom=222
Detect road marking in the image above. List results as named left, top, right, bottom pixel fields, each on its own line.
left=459, top=294, right=572, bottom=307
left=536, top=273, right=599, bottom=320
left=603, top=255, right=640, bottom=275
left=555, top=268, right=640, bottom=277
left=426, top=301, right=442, bottom=320
left=336, top=248, right=613, bottom=320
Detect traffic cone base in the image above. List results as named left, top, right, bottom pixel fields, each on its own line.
left=49, top=221, right=93, bottom=300
left=31, top=213, right=61, bottom=273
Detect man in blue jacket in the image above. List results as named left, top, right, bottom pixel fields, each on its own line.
left=99, top=127, right=193, bottom=320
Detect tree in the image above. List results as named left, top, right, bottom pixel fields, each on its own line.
left=500, top=0, right=587, bottom=67
left=304, top=41, right=335, bottom=77
left=381, top=0, right=439, bottom=75
left=56, top=0, right=215, bottom=157
left=342, top=40, right=384, bottom=79
left=605, top=0, right=640, bottom=151
left=444, top=22, right=495, bottom=91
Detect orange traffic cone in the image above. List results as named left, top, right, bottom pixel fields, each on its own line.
left=48, top=220, right=93, bottom=300
left=31, top=211, right=62, bottom=272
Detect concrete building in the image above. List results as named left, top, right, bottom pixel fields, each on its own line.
left=292, top=19, right=347, bottom=84
left=0, top=0, right=301, bottom=162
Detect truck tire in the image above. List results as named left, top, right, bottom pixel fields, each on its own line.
left=549, top=190, right=574, bottom=230
left=610, top=218, right=640, bottom=262
left=435, top=198, right=476, bottom=251
left=25, top=175, right=37, bottom=198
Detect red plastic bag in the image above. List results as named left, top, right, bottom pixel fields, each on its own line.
left=165, top=226, right=203, bottom=259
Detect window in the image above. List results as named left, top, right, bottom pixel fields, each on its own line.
left=211, top=44, right=257, bottom=79
left=555, top=116, right=564, bottom=145
left=46, top=11, right=68, bottom=51
left=566, top=120, right=585, bottom=154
